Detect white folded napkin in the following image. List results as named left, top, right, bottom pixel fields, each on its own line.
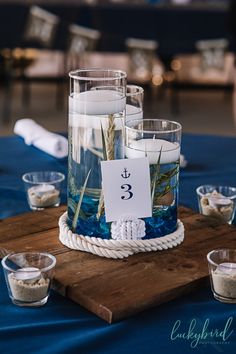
left=180, top=154, right=187, bottom=168
left=14, top=119, right=68, bottom=158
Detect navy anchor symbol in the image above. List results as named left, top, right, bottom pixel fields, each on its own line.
left=121, top=168, right=130, bottom=179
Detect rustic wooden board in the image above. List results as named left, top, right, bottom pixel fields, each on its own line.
left=1, top=206, right=236, bottom=323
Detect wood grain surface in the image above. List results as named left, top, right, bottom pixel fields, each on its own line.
left=0, top=206, right=235, bottom=323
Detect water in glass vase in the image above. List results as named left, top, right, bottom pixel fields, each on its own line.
left=125, top=138, right=180, bottom=238
left=146, top=160, right=179, bottom=238
left=126, top=104, right=143, bottom=123
left=68, top=90, right=125, bottom=238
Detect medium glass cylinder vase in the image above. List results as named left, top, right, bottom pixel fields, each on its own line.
left=68, top=69, right=127, bottom=238
left=126, top=85, right=144, bottom=123
left=125, top=119, right=182, bottom=238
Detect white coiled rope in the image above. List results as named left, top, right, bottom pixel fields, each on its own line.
left=59, top=212, right=184, bottom=259
left=111, top=216, right=146, bottom=240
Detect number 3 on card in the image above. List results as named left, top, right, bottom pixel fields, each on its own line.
left=101, top=158, right=152, bottom=222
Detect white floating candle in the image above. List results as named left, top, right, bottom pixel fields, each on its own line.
left=69, top=90, right=126, bottom=131
left=125, top=139, right=180, bottom=164
left=13, top=267, right=41, bottom=282
left=69, top=90, right=126, bottom=116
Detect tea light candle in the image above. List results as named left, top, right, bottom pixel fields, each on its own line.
left=13, top=267, right=41, bottom=283
left=9, top=268, right=50, bottom=302
left=28, top=184, right=59, bottom=208
left=217, top=262, right=236, bottom=275
left=212, top=262, right=236, bottom=299
left=32, top=184, right=55, bottom=197
left=209, top=196, right=232, bottom=208
left=200, top=190, right=234, bottom=223
left=125, top=138, right=180, bottom=164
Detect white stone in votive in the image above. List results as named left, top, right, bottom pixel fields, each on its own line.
left=31, top=184, right=55, bottom=197
left=13, top=267, right=41, bottom=283
left=69, top=90, right=126, bottom=116
left=217, top=262, right=236, bottom=276
left=125, top=139, right=180, bottom=164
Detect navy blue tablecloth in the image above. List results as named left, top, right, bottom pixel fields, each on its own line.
left=0, top=134, right=236, bottom=354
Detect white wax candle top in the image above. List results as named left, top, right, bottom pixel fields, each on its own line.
left=69, top=90, right=126, bottom=116
left=125, top=139, right=180, bottom=164
left=13, top=267, right=41, bottom=281
left=32, top=184, right=55, bottom=197
left=217, top=262, right=236, bottom=276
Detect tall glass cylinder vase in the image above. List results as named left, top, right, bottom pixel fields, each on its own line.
left=125, top=119, right=182, bottom=238
left=68, top=69, right=126, bottom=238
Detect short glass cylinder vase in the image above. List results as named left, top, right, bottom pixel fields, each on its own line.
left=22, top=171, right=65, bottom=210
left=2, top=252, right=56, bottom=307
left=207, top=249, right=236, bottom=303
left=196, top=185, right=236, bottom=224
left=67, top=69, right=127, bottom=238
left=125, top=119, right=182, bottom=238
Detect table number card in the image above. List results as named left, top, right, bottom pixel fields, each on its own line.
left=101, top=158, right=152, bottom=222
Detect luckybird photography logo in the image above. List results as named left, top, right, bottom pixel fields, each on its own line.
left=170, top=317, right=234, bottom=349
